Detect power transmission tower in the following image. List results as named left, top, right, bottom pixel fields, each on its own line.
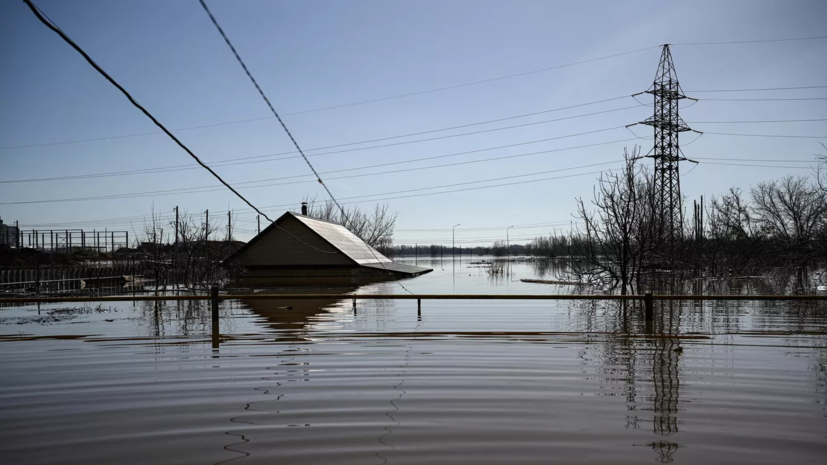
left=629, top=44, right=699, bottom=250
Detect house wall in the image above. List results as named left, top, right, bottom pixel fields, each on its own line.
left=239, top=215, right=354, bottom=267
left=236, top=266, right=404, bottom=287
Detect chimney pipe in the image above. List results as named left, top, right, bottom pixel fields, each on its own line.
left=301, top=202, right=307, bottom=215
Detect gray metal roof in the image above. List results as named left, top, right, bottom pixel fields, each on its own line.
left=361, top=262, right=432, bottom=275
left=291, top=213, right=392, bottom=265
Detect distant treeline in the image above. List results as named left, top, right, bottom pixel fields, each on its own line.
left=391, top=240, right=569, bottom=257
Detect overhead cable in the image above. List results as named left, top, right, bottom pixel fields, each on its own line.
left=22, top=0, right=273, bottom=223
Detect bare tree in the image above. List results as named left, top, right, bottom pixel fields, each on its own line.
left=302, top=197, right=398, bottom=253
left=751, top=176, right=825, bottom=246
left=137, top=208, right=171, bottom=293
left=568, top=147, right=652, bottom=294
left=751, top=175, right=827, bottom=287
left=168, top=211, right=236, bottom=290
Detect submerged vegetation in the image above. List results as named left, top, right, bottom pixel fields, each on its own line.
left=563, top=146, right=827, bottom=293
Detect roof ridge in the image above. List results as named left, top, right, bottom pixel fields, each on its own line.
left=288, top=211, right=346, bottom=227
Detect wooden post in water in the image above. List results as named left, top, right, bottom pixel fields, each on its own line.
left=210, top=286, right=219, bottom=322
left=417, top=299, right=421, bottom=317
left=644, top=293, right=654, bottom=321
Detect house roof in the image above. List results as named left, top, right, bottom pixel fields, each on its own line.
left=227, top=211, right=393, bottom=265
left=361, top=262, right=431, bottom=276
left=290, top=213, right=391, bottom=265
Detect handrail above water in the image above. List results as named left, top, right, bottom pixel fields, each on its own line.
left=2, top=294, right=827, bottom=304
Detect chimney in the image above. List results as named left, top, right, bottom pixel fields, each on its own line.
left=301, top=202, right=307, bottom=215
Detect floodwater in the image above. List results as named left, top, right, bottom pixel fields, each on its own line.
left=1, top=258, right=826, bottom=464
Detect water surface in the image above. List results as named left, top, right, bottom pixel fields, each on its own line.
left=2, top=259, right=825, bottom=464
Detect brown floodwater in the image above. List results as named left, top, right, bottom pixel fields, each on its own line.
left=1, top=259, right=826, bottom=464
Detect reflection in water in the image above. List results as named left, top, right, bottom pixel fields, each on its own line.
left=650, top=301, right=681, bottom=463
left=376, top=312, right=420, bottom=464
left=219, top=285, right=371, bottom=463
left=3, top=264, right=827, bottom=465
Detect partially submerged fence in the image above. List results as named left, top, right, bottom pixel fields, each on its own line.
left=0, top=262, right=137, bottom=292
left=1, top=291, right=825, bottom=322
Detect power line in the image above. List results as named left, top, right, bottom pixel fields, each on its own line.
left=6, top=133, right=820, bottom=207
left=24, top=0, right=341, bottom=254
left=703, top=131, right=827, bottom=139
left=4, top=83, right=824, bottom=153
left=272, top=47, right=661, bottom=117
left=398, top=221, right=574, bottom=232
left=703, top=97, right=827, bottom=102
left=26, top=148, right=820, bottom=229
left=0, top=155, right=624, bottom=206
left=308, top=162, right=622, bottom=203
left=1, top=123, right=632, bottom=185
left=687, top=85, right=827, bottom=93
left=4, top=108, right=822, bottom=185
left=0, top=101, right=639, bottom=183
left=198, top=0, right=337, bottom=220
left=260, top=169, right=613, bottom=209
left=697, top=162, right=814, bottom=169
left=22, top=0, right=274, bottom=223
left=693, top=157, right=815, bottom=163
left=688, top=118, right=827, bottom=124
left=0, top=115, right=275, bottom=151
left=199, top=0, right=398, bottom=275
left=673, top=35, right=827, bottom=46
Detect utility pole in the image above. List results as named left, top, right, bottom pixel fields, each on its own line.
left=174, top=206, right=179, bottom=245
left=507, top=225, right=514, bottom=261
left=452, top=223, right=460, bottom=273
left=257, top=215, right=260, bottom=234
left=628, top=44, right=700, bottom=252
left=227, top=210, right=232, bottom=242
left=205, top=209, right=209, bottom=241
left=452, top=224, right=461, bottom=261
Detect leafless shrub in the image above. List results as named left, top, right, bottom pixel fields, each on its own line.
left=135, top=209, right=242, bottom=291
left=302, top=197, right=397, bottom=254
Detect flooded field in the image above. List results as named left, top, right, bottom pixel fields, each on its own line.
left=1, top=258, right=826, bottom=464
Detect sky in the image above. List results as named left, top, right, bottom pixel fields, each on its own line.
left=1, top=0, right=825, bottom=247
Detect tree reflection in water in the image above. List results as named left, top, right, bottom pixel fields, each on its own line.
left=649, top=300, right=681, bottom=463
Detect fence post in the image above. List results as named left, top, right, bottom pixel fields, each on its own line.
left=210, top=286, right=219, bottom=322
left=644, top=293, right=653, bottom=321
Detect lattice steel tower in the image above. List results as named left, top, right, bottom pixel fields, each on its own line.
left=634, top=44, right=696, bottom=247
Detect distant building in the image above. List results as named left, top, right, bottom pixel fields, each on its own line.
left=228, top=211, right=431, bottom=285
left=0, top=219, right=20, bottom=248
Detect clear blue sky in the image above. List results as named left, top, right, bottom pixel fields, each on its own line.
left=1, top=0, right=825, bottom=247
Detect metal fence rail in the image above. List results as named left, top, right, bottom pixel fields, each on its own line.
left=3, top=292, right=826, bottom=322
left=2, top=294, right=827, bottom=304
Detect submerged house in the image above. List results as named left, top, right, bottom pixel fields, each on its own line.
left=227, top=211, right=431, bottom=285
